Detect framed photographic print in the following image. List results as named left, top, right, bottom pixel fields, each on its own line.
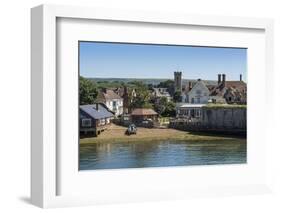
left=31, top=4, right=274, bottom=208
left=78, top=41, right=247, bottom=170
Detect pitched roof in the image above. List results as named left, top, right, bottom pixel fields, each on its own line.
left=114, top=87, right=125, bottom=97
left=188, top=79, right=209, bottom=95
left=105, top=89, right=122, bottom=99
left=224, top=81, right=247, bottom=91
left=96, top=89, right=122, bottom=102
left=210, top=81, right=247, bottom=96
left=153, top=88, right=171, bottom=97
left=80, top=104, right=114, bottom=119
left=225, top=87, right=247, bottom=99
left=206, top=85, right=216, bottom=91
left=131, top=108, right=158, bottom=116
left=183, top=80, right=215, bottom=94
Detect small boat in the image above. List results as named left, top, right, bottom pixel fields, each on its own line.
left=125, top=124, right=137, bottom=135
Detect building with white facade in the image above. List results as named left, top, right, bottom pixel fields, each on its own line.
left=181, top=79, right=210, bottom=104
left=176, top=74, right=247, bottom=119
left=176, top=103, right=205, bottom=119
left=152, top=87, right=172, bottom=102
left=96, top=88, right=123, bottom=116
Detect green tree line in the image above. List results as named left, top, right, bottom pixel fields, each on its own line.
left=80, top=77, right=177, bottom=117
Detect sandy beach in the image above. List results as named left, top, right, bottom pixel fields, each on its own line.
left=80, top=124, right=245, bottom=144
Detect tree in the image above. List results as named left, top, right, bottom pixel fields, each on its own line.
left=157, top=80, right=174, bottom=95
left=154, top=97, right=168, bottom=115
left=157, top=79, right=173, bottom=88
left=79, top=76, right=98, bottom=105
left=163, top=101, right=176, bottom=117
left=130, top=81, right=153, bottom=109
left=173, top=90, right=182, bottom=103
left=154, top=97, right=176, bottom=117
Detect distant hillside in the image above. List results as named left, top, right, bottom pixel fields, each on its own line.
left=88, top=77, right=218, bottom=86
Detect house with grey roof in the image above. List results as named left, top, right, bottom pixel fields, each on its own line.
left=80, top=103, right=114, bottom=136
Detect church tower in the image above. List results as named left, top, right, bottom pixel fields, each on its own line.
left=174, top=71, right=182, bottom=92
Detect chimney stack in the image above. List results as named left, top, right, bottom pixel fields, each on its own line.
left=240, top=74, right=242, bottom=81
left=102, top=88, right=107, bottom=93
left=218, top=74, right=221, bottom=84
left=222, top=74, right=226, bottom=86
left=96, top=103, right=99, bottom=111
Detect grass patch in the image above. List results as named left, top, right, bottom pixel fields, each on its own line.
left=203, top=104, right=247, bottom=109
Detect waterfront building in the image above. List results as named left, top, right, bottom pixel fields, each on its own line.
left=176, top=103, right=205, bottom=119
left=209, top=74, right=247, bottom=104
left=131, top=108, right=159, bottom=127
left=80, top=104, right=114, bottom=136
left=181, top=79, right=210, bottom=104
left=176, top=73, right=246, bottom=119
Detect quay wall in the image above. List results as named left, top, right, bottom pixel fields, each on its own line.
left=169, top=107, right=246, bottom=134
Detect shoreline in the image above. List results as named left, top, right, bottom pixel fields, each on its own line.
left=80, top=124, right=246, bottom=145
left=80, top=137, right=246, bottom=145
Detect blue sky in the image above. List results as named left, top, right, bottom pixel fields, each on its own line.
left=79, top=41, right=247, bottom=81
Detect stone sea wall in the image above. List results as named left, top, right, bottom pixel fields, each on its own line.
left=170, top=107, right=246, bottom=134
left=202, top=107, right=246, bottom=130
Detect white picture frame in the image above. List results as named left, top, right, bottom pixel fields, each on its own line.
left=31, top=4, right=274, bottom=208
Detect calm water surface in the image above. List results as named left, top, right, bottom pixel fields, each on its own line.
left=79, top=140, right=246, bottom=170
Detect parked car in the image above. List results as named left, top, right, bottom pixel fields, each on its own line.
left=141, top=119, right=154, bottom=128
left=142, top=118, right=153, bottom=124
left=125, top=124, right=137, bottom=135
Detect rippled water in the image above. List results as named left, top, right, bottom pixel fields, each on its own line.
left=79, top=139, right=246, bottom=170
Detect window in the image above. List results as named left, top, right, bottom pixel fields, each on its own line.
left=195, top=109, right=201, bottom=118
left=191, top=109, right=195, bottom=117
left=82, top=118, right=92, bottom=127
left=99, top=118, right=106, bottom=125
left=191, top=98, right=194, bottom=103
left=112, top=101, right=117, bottom=111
